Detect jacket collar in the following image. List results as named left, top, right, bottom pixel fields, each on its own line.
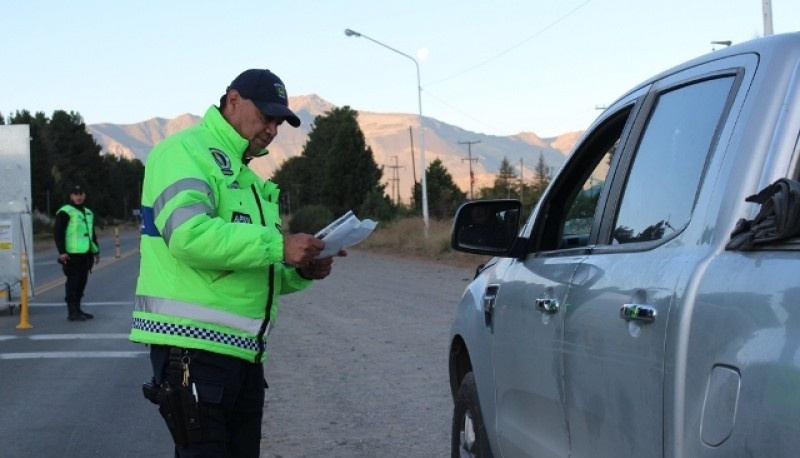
left=201, top=105, right=249, bottom=168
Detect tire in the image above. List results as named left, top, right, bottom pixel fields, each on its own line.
left=452, top=372, right=494, bottom=458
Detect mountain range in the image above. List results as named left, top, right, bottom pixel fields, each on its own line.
left=87, top=94, right=583, bottom=203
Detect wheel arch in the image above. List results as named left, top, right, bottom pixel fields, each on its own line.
left=449, top=334, right=472, bottom=400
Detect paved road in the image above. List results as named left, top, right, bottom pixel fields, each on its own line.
left=261, top=250, right=473, bottom=457
left=0, top=229, right=477, bottom=457
left=0, top=229, right=172, bottom=457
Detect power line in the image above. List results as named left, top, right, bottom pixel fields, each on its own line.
left=426, top=0, right=593, bottom=87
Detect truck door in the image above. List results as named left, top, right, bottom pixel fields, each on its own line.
left=561, top=71, right=739, bottom=457
left=491, top=104, right=638, bottom=457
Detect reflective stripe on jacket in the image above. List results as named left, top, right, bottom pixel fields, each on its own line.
left=56, top=205, right=99, bottom=254
left=130, top=106, right=311, bottom=363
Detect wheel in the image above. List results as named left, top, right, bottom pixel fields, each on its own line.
left=452, top=372, right=493, bottom=458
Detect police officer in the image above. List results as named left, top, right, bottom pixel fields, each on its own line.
left=130, top=69, right=343, bottom=457
left=54, top=185, right=100, bottom=321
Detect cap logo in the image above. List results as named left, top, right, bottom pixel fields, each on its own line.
left=274, top=83, right=287, bottom=100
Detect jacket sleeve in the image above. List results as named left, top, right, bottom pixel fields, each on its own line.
left=279, top=265, right=313, bottom=295
left=91, top=216, right=100, bottom=254
left=53, top=210, right=69, bottom=254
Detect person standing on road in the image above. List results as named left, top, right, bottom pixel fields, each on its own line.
left=130, top=68, right=344, bottom=457
left=54, top=184, right=100, bottom=322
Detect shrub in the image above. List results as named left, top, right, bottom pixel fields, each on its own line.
left=288, top=205, right=334, bottom=234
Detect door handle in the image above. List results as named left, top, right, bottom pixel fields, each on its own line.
left=535, top=298, right=559, bottom=314
left=620, top=304, right=656, bottom=323
left=483, top=285, right=500, bottom=330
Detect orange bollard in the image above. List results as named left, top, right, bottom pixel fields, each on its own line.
left=16, top=250, right=32, bottom=329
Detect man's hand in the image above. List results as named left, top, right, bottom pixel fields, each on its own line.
left=296, top=250, right=347, bottom=280
left=58, top=253, right=70, bottom=264
left=283, top=233, right=325, bottom=266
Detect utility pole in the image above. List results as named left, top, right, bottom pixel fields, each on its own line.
left=459, top=140, right=481, bottom=199
left=385, top=156, right=404, bottom=204
left=763, top=0, right=774, bottom=36
left=409, top=126, right=417, bottom=192
left=519, top=158, right=524, bottom=202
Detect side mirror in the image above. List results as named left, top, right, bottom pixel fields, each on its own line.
left=451, top=200, right=523, bottom=256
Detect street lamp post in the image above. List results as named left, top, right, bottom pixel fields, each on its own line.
left=345, top=28, right=429, bottom=237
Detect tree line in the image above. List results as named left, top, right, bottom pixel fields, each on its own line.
left=1, top=110, right=144, bottom=228
left=272, top=105, right=553, bottom=226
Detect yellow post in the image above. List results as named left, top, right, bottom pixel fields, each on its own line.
left=115, top=227, right=120, bottom=258
left=16, top=250, right=32, bottom=329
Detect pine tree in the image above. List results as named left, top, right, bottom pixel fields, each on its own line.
left=412, top=158, right=466, bottom=220
left=477, top=156, right=518, bottom=199
left=8, top=109, right=143, bottom=222
left=272, top=106, right=386, bottom=219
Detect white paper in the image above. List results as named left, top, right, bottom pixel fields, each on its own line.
left=315, top=211, right=378, bottom=258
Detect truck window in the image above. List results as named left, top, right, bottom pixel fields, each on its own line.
left=535, top=107, right=632, bottom=252
left=612, top=76, right=735, bottom=244
left=561, top=146, right=615, bottom=246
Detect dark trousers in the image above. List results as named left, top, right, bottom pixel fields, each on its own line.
left=62, top=253, right=93, bottom=304
left=150, top=345, right=266, bottom=458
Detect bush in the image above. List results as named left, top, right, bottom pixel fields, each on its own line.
left=288, top=205, right=334, bottom=234
left=358, top=190, right=396, bottom=223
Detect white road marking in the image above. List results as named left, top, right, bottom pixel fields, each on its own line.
left=27, top=301, right=133, bottom=307
left=0, top=333, right=131, bottom=341
left=0, top=333, right=146, bottom=360
left=0, top=351, right=147, bottom=360
left=29, top=333, right=131, bottom=340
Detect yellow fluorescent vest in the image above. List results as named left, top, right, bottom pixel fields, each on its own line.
left=130, top=106, right=311, bottom=363
left=57, top=205, right=99, bottom=254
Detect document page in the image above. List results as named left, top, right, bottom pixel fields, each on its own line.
left=314, top=211, right=378, bottom=258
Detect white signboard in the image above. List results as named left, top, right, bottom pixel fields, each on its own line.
left=0, top=125, right=34, bottom=300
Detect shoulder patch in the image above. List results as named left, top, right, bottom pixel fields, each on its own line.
left=210, top=148, right=233, bottom=176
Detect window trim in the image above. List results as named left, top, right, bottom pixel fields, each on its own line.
left=526, top=102, right=642, bottom=256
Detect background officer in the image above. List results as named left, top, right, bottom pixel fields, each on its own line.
left=54, top=184, right=100, bottom=321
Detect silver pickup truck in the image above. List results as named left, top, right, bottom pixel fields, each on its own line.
left=448, top=32, right=800, bottom=457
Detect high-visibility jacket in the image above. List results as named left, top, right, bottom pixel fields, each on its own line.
left=130, top=106, right=311, bottom=363
left=56, top=205, right=99, bottom=254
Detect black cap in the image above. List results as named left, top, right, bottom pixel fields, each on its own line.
left=70, top=185, right=85, bottom=195
left=228, top=69, right=301, bottom=127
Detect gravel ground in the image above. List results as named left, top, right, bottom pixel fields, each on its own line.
left=260, top=249, right=477, bottom=457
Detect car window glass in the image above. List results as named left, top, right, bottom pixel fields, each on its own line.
left=561, top=147, right=614, bottom=245
left=536, top=109, right=630, bottom=252
left=612, top=76, right=734, bottom=244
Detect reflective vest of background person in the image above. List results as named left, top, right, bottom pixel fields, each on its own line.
left=54, top=185, right=100, bottom=321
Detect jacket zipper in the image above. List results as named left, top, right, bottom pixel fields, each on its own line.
left=251, top=184, right=273, bottom=362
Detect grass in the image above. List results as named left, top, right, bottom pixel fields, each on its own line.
left=357, top=216, right=490, bottom=269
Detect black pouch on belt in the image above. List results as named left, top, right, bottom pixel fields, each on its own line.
left=142, top=347, right=205, bottom=448
left=157, top=382, right=203, bottom=448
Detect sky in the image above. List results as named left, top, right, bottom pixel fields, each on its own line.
left=2, top=1, right=799, bottom=138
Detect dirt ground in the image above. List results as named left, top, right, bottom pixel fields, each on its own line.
left=260, top=249, right=479, bottom=457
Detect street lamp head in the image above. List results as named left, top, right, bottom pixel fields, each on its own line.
left=344, top=29, right=361, bottom=38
